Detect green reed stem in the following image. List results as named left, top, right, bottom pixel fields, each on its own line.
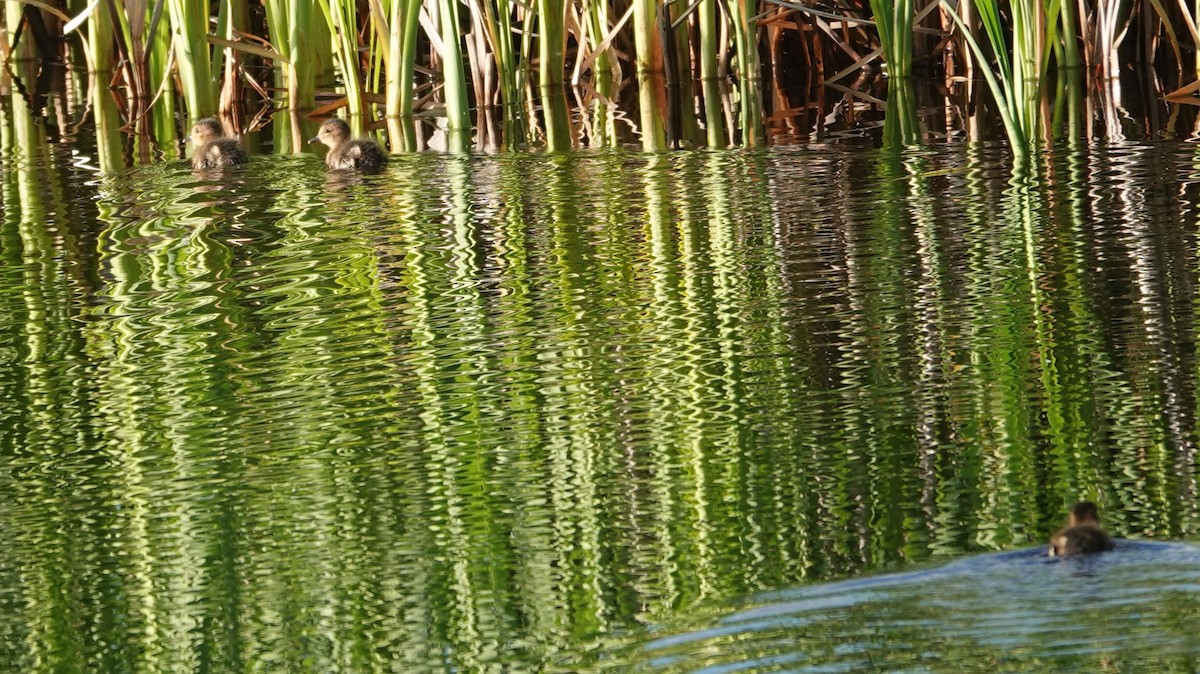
left=86, top=0, right=114, bottom=73
left=583, top=1, right=618, bottom=147
left=666, top=0, right=698, bottom=144
left=81, top=0, right=127, bottom=166
left=519, top=4, right=538, bottom=143
left=537, top=0, right=564, bottom=87
left=166, top=0, right=215, bottom=119
left=91, top=75, right=124, bottom=171
left=870, top=0, right=914, bottom=77
left=1055, top=0, right=1080, bottom=69
left=882, top=78, right=921, bottom=146
left=698, top=0, right=726, bottom=147
left=264, top=0, right=329, bottom=150
left=147, top=6, right=177, bottom=147
left=385, top=0, right=421, bottom=151
left=538, top=0, right=571, bottom=150
left=40, top=0, right=1095, bottom=155
left=632, top=0, right=666, bottom=151
left=438, top=0, right=470, bottom=150
left=482, top=0, right=526, bottom=146
left=942, top=0, right=1027, bottom=155
left=731, top=1, right=762, bottom=146
left=318, top=0, right=364, bottom=124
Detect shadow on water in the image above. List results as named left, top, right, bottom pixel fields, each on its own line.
left=575, top=542, right=1200, bottom=673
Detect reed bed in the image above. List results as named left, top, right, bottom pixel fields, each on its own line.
left=2, top=0, right=1200, bottom=157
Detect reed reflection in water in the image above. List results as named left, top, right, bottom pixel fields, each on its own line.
left=1, top=140, right=1199, bottom=671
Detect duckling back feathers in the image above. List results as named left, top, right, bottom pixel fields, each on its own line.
left=308, top=118, right=388, bottom=172
left=190, top=117, right=248, bottom=169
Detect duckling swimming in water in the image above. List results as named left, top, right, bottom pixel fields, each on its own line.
left=1048, top=501, right=1115, bottom=557
left=307, top=118, right=388, bottom=171
left=189, top=117, right=248, bottom=170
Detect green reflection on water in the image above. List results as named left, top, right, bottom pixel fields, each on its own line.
left=1, top=122, right=1199, bottom=670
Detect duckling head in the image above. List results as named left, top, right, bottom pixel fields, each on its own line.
left=1068, top=501, right=1102, bottom=527
left=308, top=118, right=351, bottom=148
left=190, top=117, right=224, bottom=145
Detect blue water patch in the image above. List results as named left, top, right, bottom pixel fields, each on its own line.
left=624, top=542, right=1200, bottom=673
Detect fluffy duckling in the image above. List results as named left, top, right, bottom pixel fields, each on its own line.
left=1048, top=501, right=1115, bottom=557
left=189, top=117, right=248, bottom=170
left=307, top=118, right=387, bottom=171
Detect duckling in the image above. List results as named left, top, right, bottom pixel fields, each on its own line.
left=307, top=118, right=388, bottom=171
left=1048, top=501, right=1115, bottom=557
left=189, top=117, right=248, bottom=170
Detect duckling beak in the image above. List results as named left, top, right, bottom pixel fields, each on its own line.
left=307, top=135, right=320, bottom=144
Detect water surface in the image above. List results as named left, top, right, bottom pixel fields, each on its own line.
left=595, top=541, right=1200, bottom=673
left=2, top=139, right=1200, bottom=671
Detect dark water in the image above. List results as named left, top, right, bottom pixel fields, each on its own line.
left=3, top=137, right=1200, bottom=672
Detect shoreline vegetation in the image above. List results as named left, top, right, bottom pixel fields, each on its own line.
left=1, top=0, right=1199, bottom=164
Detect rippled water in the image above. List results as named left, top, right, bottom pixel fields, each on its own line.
left=3, top=140, right=1200, bottom=672
left=599, top=541, right=1200, bottom=673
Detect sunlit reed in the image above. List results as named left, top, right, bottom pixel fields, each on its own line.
left=437, top=0, right=471, bottom=150
left=731, top=1, right=763, bottom=147
left=6, top=0, right=1200, bottom=157
left=319, top=0, right=364, bottom=123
